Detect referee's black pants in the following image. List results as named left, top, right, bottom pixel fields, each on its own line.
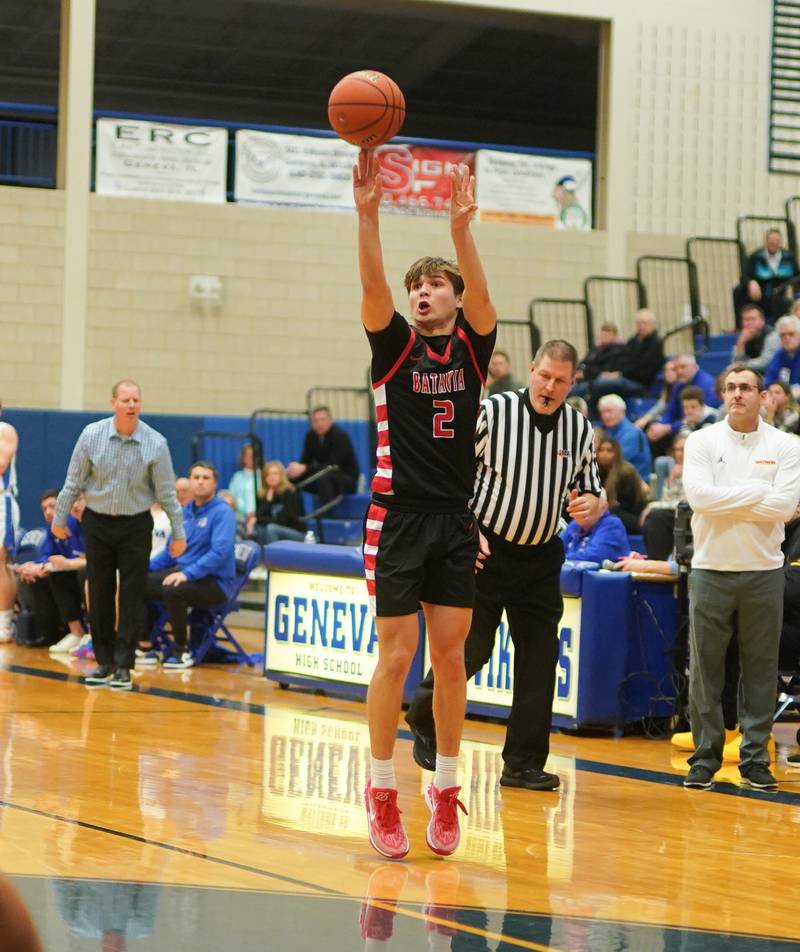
left=83, top=508, right=153, bottom=670
left=406, top=534, right=564, bottom=772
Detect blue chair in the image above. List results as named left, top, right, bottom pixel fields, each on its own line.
left=148, top=541, right=261, bottom=667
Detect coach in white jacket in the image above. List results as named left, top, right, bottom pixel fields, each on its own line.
left=682, top=364, right=800, bottom=790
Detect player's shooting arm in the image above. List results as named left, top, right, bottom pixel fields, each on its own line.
left=353, top=149, right=394, bottom=332
left=449, top=165, right=496, bottom=335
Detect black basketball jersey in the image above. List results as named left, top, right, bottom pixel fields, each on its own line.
left=366, top=309, right=496, bottom=510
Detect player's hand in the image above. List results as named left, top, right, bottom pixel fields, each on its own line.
left=353, top=149, right=383, bottom=213
left=747, top=280, right=762, bottom=301
left=169, top=539, right=187, bottom=558
left=450, top=164, right=477, bottom=231
left=163, top=571, right=188, bottom=587
left=475, top=530, right=490, bottom=571
left=51, top=524, right=70, bottom=540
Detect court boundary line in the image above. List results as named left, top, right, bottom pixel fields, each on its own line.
left=5, top=661, right=800, bottom=807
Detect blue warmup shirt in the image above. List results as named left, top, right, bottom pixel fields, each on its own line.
left=764, top=347, right=800, bottom=389
left=659, top=370, right=720, bottom=432
left=150, top=496, right=236, bottom=600
left=605, top=417, right=652, bottom=482
left=561, top=510, right=630, bottom=564
left=37, top=515, right=85, bottom=563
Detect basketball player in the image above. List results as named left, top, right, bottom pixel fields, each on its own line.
left=353, top=149, right=497, bottom=858
left=0, top=401, right=20, bottom=643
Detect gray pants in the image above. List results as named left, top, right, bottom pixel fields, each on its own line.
left=688, top=567, right=784, bottom=772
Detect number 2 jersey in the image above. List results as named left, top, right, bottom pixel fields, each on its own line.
left=365, top=310, right=496, bottom=511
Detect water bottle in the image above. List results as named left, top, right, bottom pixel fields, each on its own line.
left=357, top=473, right=367, bottom=493
left=304, top=530, right=316, bottom=544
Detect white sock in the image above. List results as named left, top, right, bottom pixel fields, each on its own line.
left=433, top=753, right=459, bottom=792
left=370, top=756, right=396, bottom=790
left=0, top=610, right=12, bottom=631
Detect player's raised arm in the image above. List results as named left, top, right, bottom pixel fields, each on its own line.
left=449, top=164, right=496, bottom=335
left=354, top=149, right=394, bottom=332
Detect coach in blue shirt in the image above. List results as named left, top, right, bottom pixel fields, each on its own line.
left=53, top=379, right=185, bottom=690
left=146, top=460, right=236, bottom=669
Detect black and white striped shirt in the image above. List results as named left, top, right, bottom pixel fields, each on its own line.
left=471, top=390, right=601, bottom=546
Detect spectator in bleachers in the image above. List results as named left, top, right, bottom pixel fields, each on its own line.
left=573, top=321, right=625, bottom=386
left=17, top=491, right=86, bottom=652
left=0, top=402, right=20, bottom=643
left=286, top=406, right=359, bottom=506
left=566, top=395, right=589, bottom=417
left=595, top=436, right=646, bottom=533
left=227, top=444, right=260, bottom=524
left=764, top=381, right=800, bottom=434
left=634, top=357, right=677, bottom=430
left=730, top=304, right=780, bottom=373
left=175, top=477, right=192, bottom=506
left=561, top=496, right=629, bottom=564
left=738, top=228, right=798, bottom=324
left=575, top=309, right=663, bottom=410
left=486, top=350, right=522, bottom=396
left=764, top=314, right=800, bottom=395
left=217, top=490, right=245, bottom=540
left=247, top=461, right=306, bottom=545
left=644, top=353, right=719, bottom=456
left=676, top=386, right=716, bottom=439
left=597, top=394, right=652, bottom=484
left=145, top=460, right=235, bottom=671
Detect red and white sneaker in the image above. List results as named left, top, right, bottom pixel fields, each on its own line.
left=424, top=784, right=467, bottom=856
left=364, top=780, right=410, bottom=859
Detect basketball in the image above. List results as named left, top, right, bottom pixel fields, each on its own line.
left=0, top=876, right=42, bottom=951
left=327, top=70, right=406, bottom=148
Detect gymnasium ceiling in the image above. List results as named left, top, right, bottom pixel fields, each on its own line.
left=0, top=0, right=600, bottom=152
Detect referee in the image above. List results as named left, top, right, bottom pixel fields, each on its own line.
left=53, top=380, right=185, bottom=690
left=406, top=340, right=602, bottom=790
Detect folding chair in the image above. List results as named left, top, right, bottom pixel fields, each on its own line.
left=147, top=541, right=261, bottom=667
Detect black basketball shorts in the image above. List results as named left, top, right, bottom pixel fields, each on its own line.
left=362, top=503, right=479, bottom=617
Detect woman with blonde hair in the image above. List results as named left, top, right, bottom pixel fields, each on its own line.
left=246, top=461, right=306, bottom=545
left=765, top=380, right=800, bottom=433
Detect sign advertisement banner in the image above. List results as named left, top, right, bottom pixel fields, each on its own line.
left=266, top=571, right=378, bottom=685
left=235, top=129, right=358, bottom=207
left=95, top=118, right=228, bottom=203
left=475, top=149, right=592, bottom=228
left=424, top=596, right=582, bottom=717
left=375, top=144, right=474, bottom=217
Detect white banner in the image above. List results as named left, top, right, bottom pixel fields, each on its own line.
left=424, top=596, right=582, bottom=718
left=95, top=118, right=228, bottom=203
left=475, top=150, right=592, bottom=228
left=266, top=571, right=378, bottom=685
left=235, top=130, right=358, bottom=208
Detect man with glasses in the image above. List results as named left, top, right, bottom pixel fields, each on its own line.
left=682, top=366, right=800, bottom=790
left=764, top=314, right=800, bottom=397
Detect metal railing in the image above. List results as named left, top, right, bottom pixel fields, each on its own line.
left=686, top=236, right=741, bottom=335
left=736, top=214, right=790, bottom=261
left=583, top=276, right=645, bottom=342
left=495, top=316, right=537, bottom=378
left=635, top=255, right=699, bottom=354
left=785, top=196, right=800, bottom=259
left=528, top=298, right=591, bottom=355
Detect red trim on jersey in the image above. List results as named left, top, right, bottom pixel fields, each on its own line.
left=425, top=336, right=453, bottom=364
left=373, top=326, right=416, bottom=388
left=456, top=326, right=486, bottom=385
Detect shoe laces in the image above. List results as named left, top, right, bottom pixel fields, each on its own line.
left=371, top=788, right=403, bottom=832
left=432, top=786, right=468, bottom=831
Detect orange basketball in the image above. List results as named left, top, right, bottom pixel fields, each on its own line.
left=0, top=876, right=42, bottom=951
left=327, top=70, right=406, bottom=148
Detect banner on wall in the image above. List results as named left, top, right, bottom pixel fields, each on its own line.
left=475, top=149, right=592, bottom=228
left=95, top=118, right=228, bottom=203
left=375, top=144, right=474, bottom=217
left=235, top=130, right=358, bottom=207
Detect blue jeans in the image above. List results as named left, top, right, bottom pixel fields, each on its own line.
left=252, top=523, right=305, bottom=545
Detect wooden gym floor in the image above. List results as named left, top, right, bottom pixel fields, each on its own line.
left=1, top=634, right=799, bottom=950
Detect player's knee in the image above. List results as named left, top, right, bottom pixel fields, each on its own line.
left=430, top=643, right=466, bottom=680
left=379, top=645, right=415, bottom=682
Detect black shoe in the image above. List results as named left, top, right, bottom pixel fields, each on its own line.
left=500, top=766, right=560, bottom=791
left=740, top=763, right=778, bottom=790
left=683, top=764, right=715, bottom=789
left=109, top=668, right=133, bottom=691
left=410, top=728, right=436, bottom=772
left=787, top=752, right=800, bottom=769
left=84, top=664, right=113, bottom=686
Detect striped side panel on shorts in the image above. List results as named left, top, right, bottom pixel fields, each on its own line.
left=362, top=502, right=387, bottom=616
left=370, top=383, right=393, bottom=496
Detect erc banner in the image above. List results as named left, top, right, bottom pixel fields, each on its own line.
left=424, top=595, right=582, bottom=718
left=266, top=571, right=378, bottom=685
left=475, top=149, right=592, bottom=228
left=95, top=118, right=228, bottom=203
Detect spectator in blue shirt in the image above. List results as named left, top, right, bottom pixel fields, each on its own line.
left=645, top=354, right=719, bottom=454
left=146, top=460, right=235, bottom=670
left=597, top=394, right=652, bottom=483
left=561, top=498, right=629, bottom=564
left=763, top=315, right=800, bottom=395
